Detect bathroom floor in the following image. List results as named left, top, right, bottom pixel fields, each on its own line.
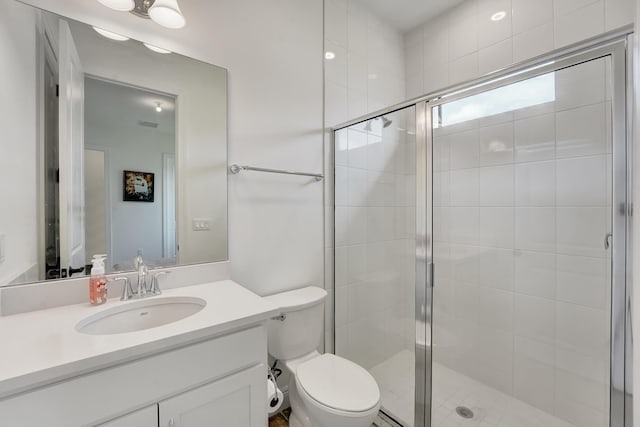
left=268, top=407, right=389, bottom=427
left=370, top=350, right=575, bottom=427
left=268, top=408, right=291, bottom=427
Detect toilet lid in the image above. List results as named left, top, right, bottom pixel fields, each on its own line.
left=296, top=354, right=380, bottom=412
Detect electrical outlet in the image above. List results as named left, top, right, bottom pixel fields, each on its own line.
left=192, top=219, right=212, bottom=231
left=0, top=234, right=5, bottom=265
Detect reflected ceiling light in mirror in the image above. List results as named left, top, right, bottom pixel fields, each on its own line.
left=92, top=26, right=130, bottom=41
left=155, top=102, right=163, bottom=112
left=97, top=0, right=134, bottom=11
left=149, top=0, right=187, bottom=29
left=491, top=11, right=506, bottom=21
left=144, top=43, right=172, bottom=54
left=325, top=51, right=336, bottom=60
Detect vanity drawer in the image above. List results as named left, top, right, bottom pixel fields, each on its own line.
left=0, top=325, right=267, bottom=426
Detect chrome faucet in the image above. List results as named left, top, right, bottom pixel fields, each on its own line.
left=149, top=271, right=170, bottom=295
left=115, top=252, right=170, bottom=300
left=111, top=277, right=134, bottom=301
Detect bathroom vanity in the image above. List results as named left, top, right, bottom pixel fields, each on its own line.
left=0, top=280, right=279, bottom=426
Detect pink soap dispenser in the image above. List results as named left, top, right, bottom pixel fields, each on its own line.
left=89, top=254, right=108, bottom=305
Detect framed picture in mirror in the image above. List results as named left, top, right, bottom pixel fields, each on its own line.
left=123, top=170, right=155, bottom=202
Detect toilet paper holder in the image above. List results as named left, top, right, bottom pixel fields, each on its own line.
left=267, top=367, right=284, bottom=414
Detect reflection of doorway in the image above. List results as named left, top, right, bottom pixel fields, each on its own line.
left=42, top=39, right=60, bottom=279
left=84, top=148, right=109, bottom=262
left=163, top=153, right=176, bottom=260
left=38, top=18, right=86, bottom=281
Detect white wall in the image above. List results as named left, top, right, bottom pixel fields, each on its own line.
left=16, top=0, right=324, bottom=296
left=0, top=0, right=38, bottom=285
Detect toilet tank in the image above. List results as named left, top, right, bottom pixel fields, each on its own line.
left=263, top=286, right=327, bottom=361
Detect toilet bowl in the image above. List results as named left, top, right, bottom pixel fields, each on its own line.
left=264, top=287, right=380, bottom=427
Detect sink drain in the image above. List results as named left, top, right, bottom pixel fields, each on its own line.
left=456, top=406, right=474, bottom=419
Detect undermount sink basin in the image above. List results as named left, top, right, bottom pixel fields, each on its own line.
left=76, top=296, right=206, bottom=335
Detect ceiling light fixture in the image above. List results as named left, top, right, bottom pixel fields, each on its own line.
left=325, top=51, right=336, bottom=60
left=97, top=0, right=134, bottom=11
left=97, top=0, right=187, bottom=29
left=491, top=11, right=506, bottom=21
left=92, top=26, right=130, bottom=41
left=155, top=102, right=163, bottom=113
left=144, top=43, right=172, bottom=54
left=148, top=0, right=186, bottom=29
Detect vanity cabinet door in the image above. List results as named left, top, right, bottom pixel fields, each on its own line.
left=98, top=405, right=158, bottom=427
left=158, top=364, right=266, bottom=427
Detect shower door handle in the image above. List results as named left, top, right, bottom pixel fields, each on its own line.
left=429, top=263, right=435, bottom=288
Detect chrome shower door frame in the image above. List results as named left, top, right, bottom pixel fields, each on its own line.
left=416, top=35, right=632, bottom=427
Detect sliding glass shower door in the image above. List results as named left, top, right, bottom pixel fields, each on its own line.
left=425, top=49, right=626, bottom=427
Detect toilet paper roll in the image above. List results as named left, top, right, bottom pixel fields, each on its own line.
left=267, top=378, right=284, bottom=415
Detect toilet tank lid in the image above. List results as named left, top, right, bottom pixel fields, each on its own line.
left=263, top=286, right=327, bottom=312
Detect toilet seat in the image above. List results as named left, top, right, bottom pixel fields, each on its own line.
left=295, top=354, right=380, bottom=413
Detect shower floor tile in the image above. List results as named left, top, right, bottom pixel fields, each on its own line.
left=370, top=350, right=576, bottom=427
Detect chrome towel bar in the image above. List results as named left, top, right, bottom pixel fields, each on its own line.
left=229, top=164, right=324, bottom=181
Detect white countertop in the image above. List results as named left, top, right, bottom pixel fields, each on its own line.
left=0, top=280, right=280, bottom=399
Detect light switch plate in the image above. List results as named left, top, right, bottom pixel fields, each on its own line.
left=0, top=234, right=5, bottom=264
left=192, top=219, right=212, bottom=231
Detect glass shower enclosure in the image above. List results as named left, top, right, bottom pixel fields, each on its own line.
left=333, top=33, right=632, bottom=427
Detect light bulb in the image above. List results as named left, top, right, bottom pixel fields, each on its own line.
left=148, top=0, right=186, bottom=29
left=93, top=27, right=130, bottom=41
left=144, top=43, right=172, bottom=54
left=96, top=0, right=134, bottom=12
left=155, top=103, right=163, bottom=113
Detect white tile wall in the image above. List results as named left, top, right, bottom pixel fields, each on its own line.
left=404, top=0, right=633, bottom=100
left=324, top=0, right=406, bottom=128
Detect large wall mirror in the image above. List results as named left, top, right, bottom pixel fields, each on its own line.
left=0, top=0, right=228, bottom=287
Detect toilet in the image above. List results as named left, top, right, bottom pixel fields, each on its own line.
left=264, top=286, right=381, bottom=427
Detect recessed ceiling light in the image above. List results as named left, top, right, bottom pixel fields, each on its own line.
left=144, top=43, right=172, bottom=54
left=92, top=26, right=130, bottom=41
left=491, top=11, right=507, bottom=21
left=97, top=0, right=134, bottom=11
left=325, top=51, right=336, bottom=60
left=155, top=102, right=163, bottom=113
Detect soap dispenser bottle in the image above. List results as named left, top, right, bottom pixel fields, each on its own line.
left=90, top=254, right=108, bottom=305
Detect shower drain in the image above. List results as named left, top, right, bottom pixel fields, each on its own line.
left=456, top=406, right=474, bottom=419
